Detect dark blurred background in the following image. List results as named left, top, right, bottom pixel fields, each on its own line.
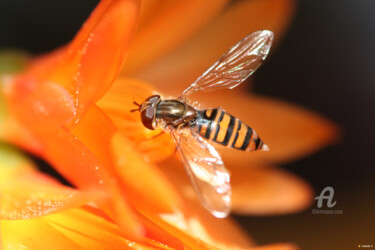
left=248, top=1, right=375, bottom=249
left=0, top=1, right=374, bottom=249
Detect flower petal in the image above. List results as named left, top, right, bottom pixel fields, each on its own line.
left=70, top=105, right=117, bottom=178
left=0, top=106, right=45, bottom=156
left=134, top=0, right=296, bottom=93
left=230, top=166, right=313, bottom=215
left=0, top=173, right=88, bottom=220
left=0, top=116, right=42, bottom=156
left=97, top=78, right=175, bottom=163
left=3, top=0, right=139, bottom=129
left=69, top=0, right=139, bottom=121
left=45, top=207, right=162, bottom=249
left=135, top=210, right=185, bottom=249
left=195, top=91, right=339, bottom=165
left=1, top=218, right=82, bottom=249
left=123, top=0, right=230, bottom=74
left=28, top=0, right=140, bottom=125
left=5, top=75, right=77, bottom=132
left=158, top=157, right=255, bottom=249
left=111, top=131, right=182, bottom=214
left=139, top=211, right=219, bottom=250
left=0, top=143, right=90, bottom=220
left=39, top=106, right=142, bottom=236
left=2, top=205, right=168, bottom=249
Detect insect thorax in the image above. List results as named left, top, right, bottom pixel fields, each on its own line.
left=155, top=99, right=197, bottom=129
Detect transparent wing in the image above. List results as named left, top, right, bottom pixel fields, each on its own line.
left=170, top=128, right=231, bottom=218
left=181, top=30, right=273, bottom=97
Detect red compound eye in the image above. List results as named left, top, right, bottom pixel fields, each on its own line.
left=141, top=106, right=155, bottom=130
left=146, top=95, right=160, bottom=103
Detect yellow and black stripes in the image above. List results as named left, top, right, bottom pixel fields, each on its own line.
left=194, top=108, right=266, bottom=151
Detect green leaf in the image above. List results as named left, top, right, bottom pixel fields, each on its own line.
left=0, top=50, right=29, bottom=130
left=0, top=50, right=29, bottom=74
left=0, top=142, right=35, bottom=178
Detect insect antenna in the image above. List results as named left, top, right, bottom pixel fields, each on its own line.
left=130, top=101, right=141, bottom=112
left=133, top=101, right=141, bottom=107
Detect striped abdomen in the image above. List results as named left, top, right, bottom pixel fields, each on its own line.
left=193, top=108, right=268, bottom=152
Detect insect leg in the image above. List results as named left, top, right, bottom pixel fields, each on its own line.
left=150, top=131, right=165, bottom=139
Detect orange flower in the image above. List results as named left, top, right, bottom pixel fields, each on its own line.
left=0, top=0, right=338, bottom=249
left=0, top=144, right=226, bottom=249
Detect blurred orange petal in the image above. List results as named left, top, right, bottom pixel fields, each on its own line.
left=194, top=91, right=339, bottom=165
left=41, top=124, right=112, bottom=193
left=70, top=105, right=117, bottom=179
left=3, top=0, right=140, bottom=132
left=230, top=166, right=313, bottom=215
left=0, top=172, right=89, bottom=220
left=97, top=78, right=175, bottom=163
left=0, top=144, right=89, bottom=220
left=0, top=0, right=330, bottom=247
left=66, top=105, right=143, bottom=236
left=111, top=131, right=182, bottom=214
left=45, top=207, right=162, bottom=249
left=38, top=123, right=141, bottom=236
left=124, top=0, right=230, bottom=74
left=134, top=0, right=296, bottom=93
left=4, top=75, right=76, bottom=132
left=31, top=0, right=140, bottom=125
left=2, top=205, right=168, bottom=250
left=158, top=154, right=311, bottom=217
left=140, top=211, right=219, bottom=250
left=135, top=211, right=185, bottom=249
left=1, top=116, right=43, bottom=156
left=158, top=157, right=255, bottom=249
left=1, top=218, right=82, bottom=249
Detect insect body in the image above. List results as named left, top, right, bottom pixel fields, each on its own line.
left=194, top=108, right=268, bottom=152
left=139, top=97, right=267, bottom=151
left=134, top=30, right=273, bottom=218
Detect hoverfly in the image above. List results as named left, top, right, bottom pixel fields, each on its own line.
left=133, top=30, right=273, bottom=218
